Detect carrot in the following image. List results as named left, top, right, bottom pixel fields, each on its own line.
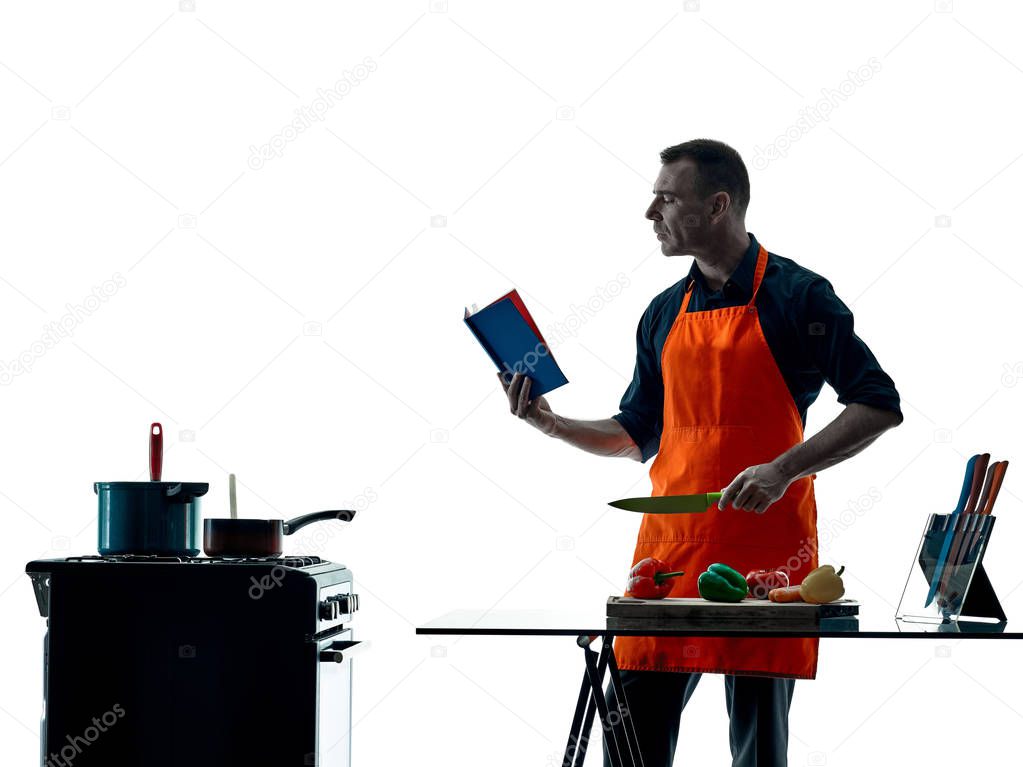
left=768, top=585, right=804, bottom=603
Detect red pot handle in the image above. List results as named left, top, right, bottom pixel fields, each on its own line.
left=150, top=423, right=163, bottom=482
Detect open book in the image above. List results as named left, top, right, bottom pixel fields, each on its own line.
left=463, top=289, right=569, bottom=398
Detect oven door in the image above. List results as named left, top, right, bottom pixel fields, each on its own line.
left=317, top=631, right=359, bottom=767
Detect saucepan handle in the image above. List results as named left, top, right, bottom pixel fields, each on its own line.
left=150, top=423, right=163, bottom=482
left=282, top=509, right=356, bottom=535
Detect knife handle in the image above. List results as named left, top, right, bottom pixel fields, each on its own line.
left=974, top=462, right=997, bottom=516
left=980, top=461, right=1008, bottom=515
left=964, top=453, right=990, bottom=514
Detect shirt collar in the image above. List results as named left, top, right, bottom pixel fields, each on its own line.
left=687, top=232, right=759, bottom=298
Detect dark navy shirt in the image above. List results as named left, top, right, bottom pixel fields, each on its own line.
left=612, top=232, right=903, bottom=463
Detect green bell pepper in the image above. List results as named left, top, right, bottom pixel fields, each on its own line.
left=697, top=562, right=749, bottom=602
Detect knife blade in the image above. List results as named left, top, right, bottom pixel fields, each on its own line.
left=608, top=492, right=723, bottom=514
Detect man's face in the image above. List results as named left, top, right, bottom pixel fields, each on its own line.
left=645, top=160, right=709, bottom=256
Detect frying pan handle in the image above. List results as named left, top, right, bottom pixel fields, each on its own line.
left=283, top=509, right=357, bottom=535
left=150, top=423, right=163, bottom=482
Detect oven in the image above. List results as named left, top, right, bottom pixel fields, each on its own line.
left=318, top=629, right=354, bottom=766
left=26, top=555, right=361, bottom=767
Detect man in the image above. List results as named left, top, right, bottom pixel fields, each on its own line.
left=499, top=139, right=903, bottom=766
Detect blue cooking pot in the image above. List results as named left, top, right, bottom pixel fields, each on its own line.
left=96, top=481, right=209, bottom=556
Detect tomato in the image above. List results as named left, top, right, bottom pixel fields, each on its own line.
left=745, top=569, right=789, bottom=600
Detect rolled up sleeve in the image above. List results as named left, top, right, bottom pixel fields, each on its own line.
left=612, top=305, right=664, bottom=462
left=800, top=278, right=904, bottom=423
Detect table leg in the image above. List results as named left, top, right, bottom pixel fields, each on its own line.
left=562, top=635, right=642, bottom=767
left=562, top=661, right=595, bottom=766
left=606, top=646, right=644, bottom=767
left=563, top=636, right=609, bottom=766
left=584, top=641, right=626, bottom=766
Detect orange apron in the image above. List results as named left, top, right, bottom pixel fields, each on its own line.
left=615, top=244, right=820, bottom=679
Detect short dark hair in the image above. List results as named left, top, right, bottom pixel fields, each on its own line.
left=659, top=139, right=750, bottom=218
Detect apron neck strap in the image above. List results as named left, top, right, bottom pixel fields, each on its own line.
left=681, top=275, right=696, bottom=312
left=681, top=244, right=769, bottom=312
left=748, top=244, right=768, bottom=306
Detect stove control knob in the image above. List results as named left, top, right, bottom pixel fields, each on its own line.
left=319, top=650, right=345, bottom=663
left=318, top=600, right=336, bottom=621
left=336, top=594, right=359, bottom=614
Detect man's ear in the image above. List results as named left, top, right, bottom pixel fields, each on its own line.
left=708, top=192, right=731, bottom=222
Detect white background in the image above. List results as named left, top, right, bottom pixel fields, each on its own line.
left=2, top=1, right=1023, bottom=764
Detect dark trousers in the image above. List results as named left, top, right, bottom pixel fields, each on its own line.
left=602, top=670, right=796, bottom=767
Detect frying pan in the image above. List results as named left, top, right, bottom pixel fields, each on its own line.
left=203, top=509, right=356, bottom=558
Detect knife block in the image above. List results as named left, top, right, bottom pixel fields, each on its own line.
left=896, top=512, right=1006, bottom=624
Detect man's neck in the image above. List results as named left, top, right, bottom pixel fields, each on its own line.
left=693, top=231, right=751, bottom=293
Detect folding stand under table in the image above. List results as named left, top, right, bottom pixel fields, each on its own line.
left=417, top=608, right=1018, bottom=767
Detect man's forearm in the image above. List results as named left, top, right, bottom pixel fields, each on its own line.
left=773, top=402, right=902, bottom=482
left=546, top=415, right=643, bottom=460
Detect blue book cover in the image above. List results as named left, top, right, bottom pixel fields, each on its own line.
left=464, top=290, right=568, bottom=398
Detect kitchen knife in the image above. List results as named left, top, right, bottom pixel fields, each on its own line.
left=608, top=492, right=723, bottom=514
left=976, top=460, right=998, bottom=514
left=945, top=459, right=997, bottom=574
left=942, top=461, right=1007, bottom=606
left=964, top=453, right=990, bottom=515
left=925, top=454, right=978, bottom=608
left=959, top=461, right=1008, bottom=566
left=938, top=453, right=990, bottom=599
left=980, top=460, right=1008, bottom=515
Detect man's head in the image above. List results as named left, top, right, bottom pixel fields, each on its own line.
left=646, top=139, right=750, bottom=257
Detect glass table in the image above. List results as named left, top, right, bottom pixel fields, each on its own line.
left=417, top=605, right=1017, bottom=767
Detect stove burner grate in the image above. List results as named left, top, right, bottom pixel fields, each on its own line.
left=206, top=555, right=324, bottom=567
left=66, top=554, right=324, bottom=567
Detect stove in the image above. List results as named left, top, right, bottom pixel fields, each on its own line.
left=26, top=554, right=361, bottom=767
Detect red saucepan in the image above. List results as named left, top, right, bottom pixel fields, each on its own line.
left=203, top=508, right=356, bottom=558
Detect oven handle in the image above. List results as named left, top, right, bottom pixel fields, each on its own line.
left=318, top=639, right=369, bottom=663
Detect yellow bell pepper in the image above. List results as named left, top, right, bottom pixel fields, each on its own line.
left=799, top=565, right=845, bottom=604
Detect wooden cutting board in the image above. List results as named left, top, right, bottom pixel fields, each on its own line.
left=607, top=596, right=859, bottom=628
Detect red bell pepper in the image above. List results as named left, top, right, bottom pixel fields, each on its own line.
left=626, top=557, right=685, bottom=599
left=745, top=568, right=789, bottom=600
